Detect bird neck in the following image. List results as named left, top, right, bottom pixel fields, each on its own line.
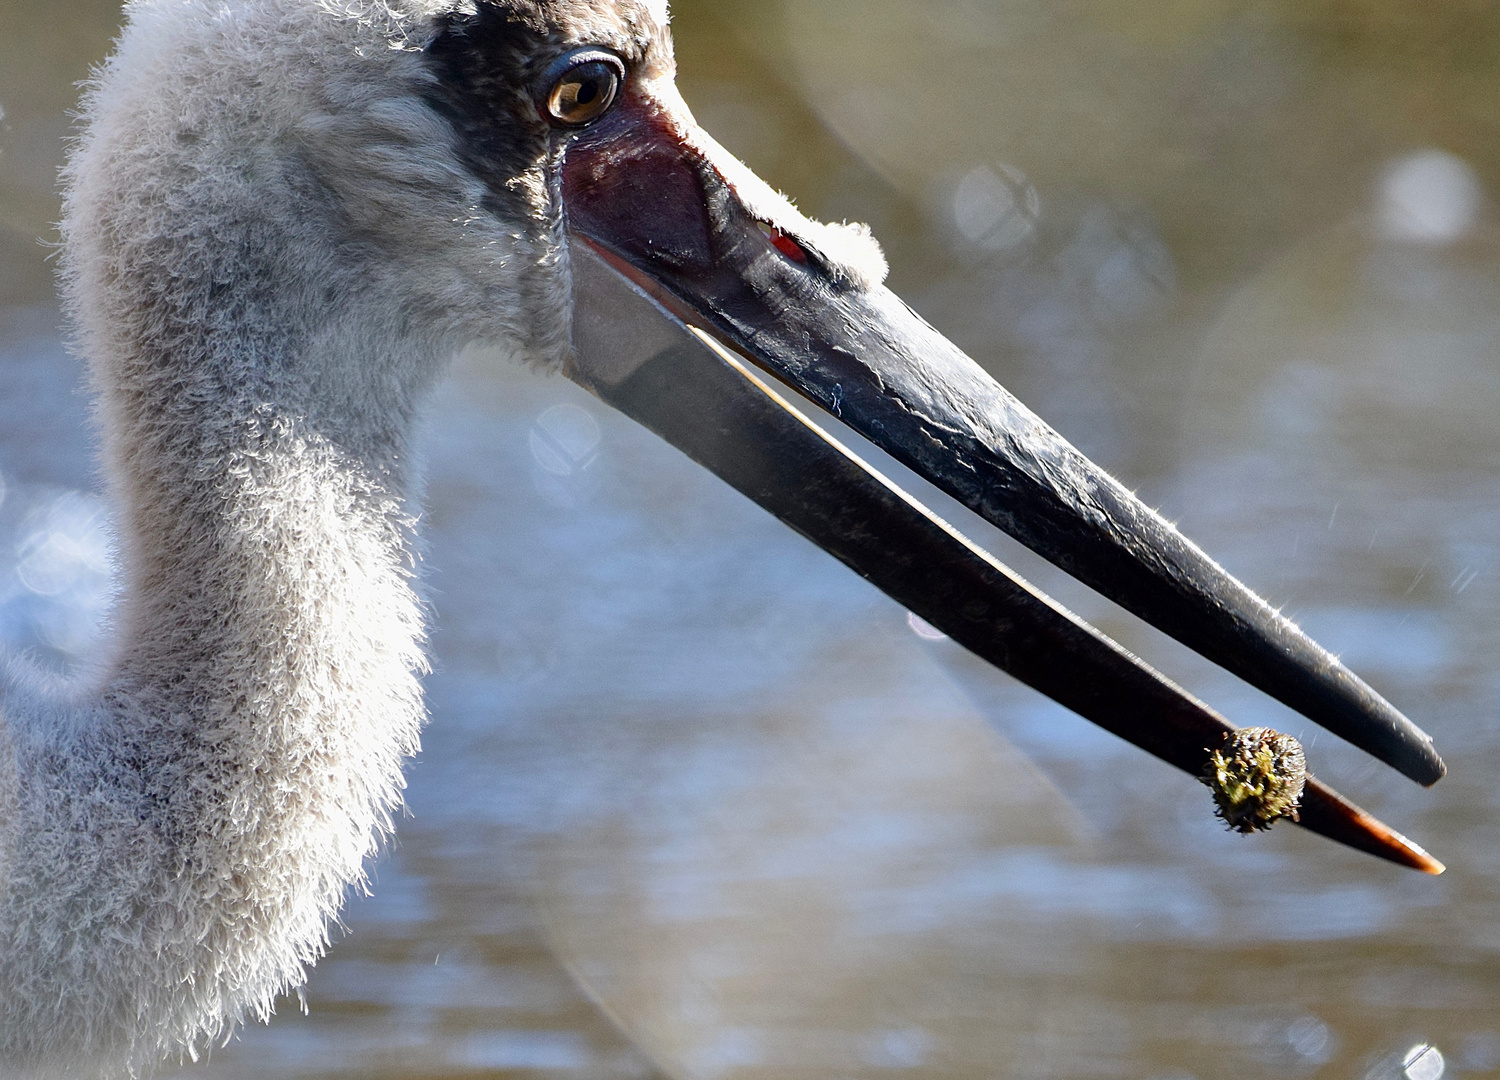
left=82, top=309, right=434, bottom=942
left=0, top=300, right=439, bottom=1069
left=96, top=328, right=430, bottom=804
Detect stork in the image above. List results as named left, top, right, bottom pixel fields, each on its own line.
left=0, top=0, right=1444, bottom=1076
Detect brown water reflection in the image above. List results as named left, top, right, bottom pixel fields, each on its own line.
left=2, top=2, right=1499, bottom=1078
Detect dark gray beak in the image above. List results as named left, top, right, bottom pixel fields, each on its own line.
left=558, top=80, right=1445, bottom=873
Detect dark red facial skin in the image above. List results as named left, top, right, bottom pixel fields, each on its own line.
left=561, top=86, right=811, bottom=280
left=562, top=90, right=718, bottom=272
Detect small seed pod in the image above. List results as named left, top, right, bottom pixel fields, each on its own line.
left=1200, top=727, right=1307, bottom=834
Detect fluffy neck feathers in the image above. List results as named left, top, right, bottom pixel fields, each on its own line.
left=0, top=4, right=465, bottom=1073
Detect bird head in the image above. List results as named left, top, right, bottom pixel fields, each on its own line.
left=65, top=0, right=1444, bottom=870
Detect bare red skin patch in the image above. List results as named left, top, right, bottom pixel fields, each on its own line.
left=756, top=220, right=808, bottom=263
left=768, top=230, right=809, bottom=263
left=562, top=92, right=716, bottom=272
left=562, top=87, right=815, bottom=276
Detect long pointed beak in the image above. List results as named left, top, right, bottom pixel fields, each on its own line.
left=558, top=79, right=1445, bottom=872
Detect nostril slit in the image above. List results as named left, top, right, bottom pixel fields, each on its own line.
left=756, top=220, right=809, bottom=264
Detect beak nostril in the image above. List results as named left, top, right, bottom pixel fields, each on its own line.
left=756, top=220, right=809, bottom=264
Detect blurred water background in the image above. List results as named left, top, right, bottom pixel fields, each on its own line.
left=3, top=1, right=1500, bottom=1077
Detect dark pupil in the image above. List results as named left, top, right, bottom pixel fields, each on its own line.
left=574, top=79, right=598, bottom=105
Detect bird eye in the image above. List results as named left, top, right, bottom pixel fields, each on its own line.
left=541, top=51, right=624, bottom=128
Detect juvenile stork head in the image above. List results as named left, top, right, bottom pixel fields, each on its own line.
left=68, top=0, right=1442, bottom=871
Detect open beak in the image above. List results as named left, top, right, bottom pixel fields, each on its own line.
left=558, top=78, right=1445, bottom=873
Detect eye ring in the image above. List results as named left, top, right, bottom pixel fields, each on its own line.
left=539, top=48, right=625, bottom=128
